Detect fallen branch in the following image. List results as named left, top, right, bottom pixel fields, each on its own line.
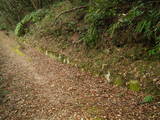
left=54, top=6, right=88, bottom=23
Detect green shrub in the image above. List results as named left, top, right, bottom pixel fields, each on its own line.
left=108, top=4, right=144, bottom=37
left=107, top=1, right=160, bottom=54
left=83, top=0, right=119, bottom=47
left=15, top=9, right=49, bottom=36
left=81, top=0, right=160, bottom=55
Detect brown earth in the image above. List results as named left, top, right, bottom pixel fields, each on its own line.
left=0, top=31, right=160, bottom=120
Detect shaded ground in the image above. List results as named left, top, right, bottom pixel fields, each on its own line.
left=0, top=31, right=159, bottom=120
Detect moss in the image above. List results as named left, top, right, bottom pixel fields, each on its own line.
left=87, top=107, right=99, bottom=114
left=12, top=47, right=25, bottom=56
left=48, top=53, right=57, bottom=59
left=87, top=106, right=105, bottom=116
left=128, top=80, right=141, bottom=92
left=114, top=75, right=124, bottom=86
left=86, top=106, right=105, bottom=120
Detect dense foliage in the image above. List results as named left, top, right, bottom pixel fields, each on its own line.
left=15, top=9, right=49, bottom=36
left=83, top=0, right=160, bottom=55
left=0, top=0, right=160, bottom=54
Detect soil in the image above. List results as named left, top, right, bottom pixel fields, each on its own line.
left=0, top=31, right=160, bottom=120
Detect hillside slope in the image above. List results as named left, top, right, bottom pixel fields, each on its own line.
left=16, top=1, right=160, bottom=95
left=0, top=31, right=160, bottom=120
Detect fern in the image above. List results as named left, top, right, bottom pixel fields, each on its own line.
left=108, top=4, right=144, bottom=37
left=142, top=95, right=154, bottom=104
left=84, top=0, right=119, bottom=47
left=123, top=5, right=144, bottom=24
left=106, top=1, right=160, bottom=55
left=15, top=9, right=49, bottom=36
left=108, top=22, right=121, bottom=37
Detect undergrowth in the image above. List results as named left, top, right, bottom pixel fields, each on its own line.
left=83, top=0, right=119, bottom=47
left=15, top=9, right=49, bottom=36
left=108, top=1, right=160, bottom=55
left=15, top=0, right=160, bottom=56
left=81, top=0, right=160, bottom=55
left=23, top=1, right=87, bottom=50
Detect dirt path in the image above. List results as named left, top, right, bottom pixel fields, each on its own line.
left=0, top=32, right=159, bottom=120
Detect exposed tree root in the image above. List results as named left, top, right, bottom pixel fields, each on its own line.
left=54, top=6, right=88, bottom=24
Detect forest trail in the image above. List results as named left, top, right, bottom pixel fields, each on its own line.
left=0, top=31, right=159, bottom=120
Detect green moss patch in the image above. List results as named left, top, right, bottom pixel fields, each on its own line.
left=128, top=80, right=141, bottom=92
left=114, top=78, right=124, bottom=86
left=12, top=46, right=25, bottom=56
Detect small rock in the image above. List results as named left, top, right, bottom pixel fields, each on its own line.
left=104, top=71, right=112, bottom=83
